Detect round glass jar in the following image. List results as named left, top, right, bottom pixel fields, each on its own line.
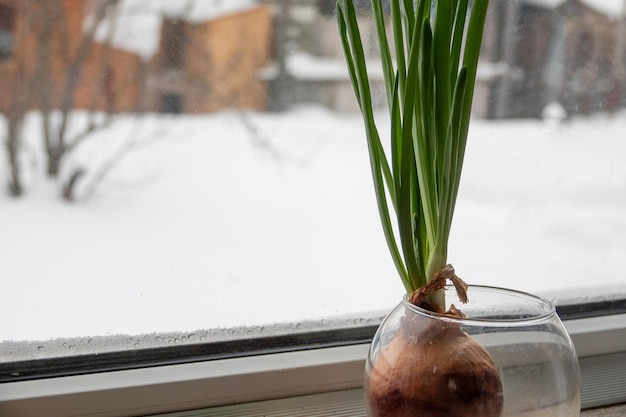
left=365, top=285, right=581, bottom=417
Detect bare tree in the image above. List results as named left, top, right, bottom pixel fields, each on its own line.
left=32, top=0, right=120, bottom=179
left=4, top=107, right=25, bottom=197
left=0, top=0, right=138, bottom=200
left=1, top=1, right=31, bottom=196
left=2, top=0, right=274, bottom=200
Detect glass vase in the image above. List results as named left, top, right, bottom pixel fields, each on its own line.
left=364, top=285, right=581, bottom=417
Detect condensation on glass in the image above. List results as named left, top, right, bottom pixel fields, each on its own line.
left=1, top=0, right=625, bottom=366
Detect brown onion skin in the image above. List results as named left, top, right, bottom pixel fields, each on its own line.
left=365, top=318, right=503, bottom=417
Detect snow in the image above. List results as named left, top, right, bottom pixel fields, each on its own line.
left=2, top=107, right=626, bottom=346
left=525, top=0, right=626, bottom=17
left=92, top=0, right=258, bottom=60
left=581, top=0, right=626, bottom=17
left=285, top=51, right=384, bottom=81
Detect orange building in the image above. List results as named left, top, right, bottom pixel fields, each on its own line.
left=0, top=0, right=143, bottom=114
left=0, top=0, right=272, bottom=115
left=144, top=4, right=272, bottom=113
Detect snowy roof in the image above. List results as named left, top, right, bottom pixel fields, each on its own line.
left=284, top=51, right=384, bottom=82
left=92, top=0, right=258, bottom=60
left=524, top=0, right=625, bottom=17
left=584, top=0, right=626, bottom=17
left=523, top=0, right=567, bottom=8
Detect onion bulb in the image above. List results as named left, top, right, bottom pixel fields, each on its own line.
left=366, top=315, right=503, bottom=417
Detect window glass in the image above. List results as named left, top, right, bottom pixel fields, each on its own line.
left=2, top=0, right=626, bottom=367
left=0, top=3, right=15, bottom=60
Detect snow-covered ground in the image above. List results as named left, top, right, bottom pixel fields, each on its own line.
left=2, top=107, right=626, bottom=349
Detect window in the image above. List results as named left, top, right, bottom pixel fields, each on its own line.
left=160, top=93, right=183, bottom=113
left=160, top=18, right=186, bottom=69
left=0, top=3, right=15, bottom=61
left=1, top=0, right=626, bottom=415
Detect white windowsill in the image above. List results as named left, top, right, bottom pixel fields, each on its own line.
left=0, top=313, right=625, bottom=417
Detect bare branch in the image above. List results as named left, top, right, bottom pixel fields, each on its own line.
left=234, top=109, right=285, bottom=162
left=57, top=0, right=121, bottom=148
left=65, top=113, right=114, bottom=153
left=79, top=118, right=180, bottom=202
left=233, top=109, right=323, bottom=167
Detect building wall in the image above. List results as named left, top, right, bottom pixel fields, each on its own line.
left=75, top=43, right=144, bottom=113
left=479, top=0, right=626, bottom=119
left=508, top=4, right=554, bottom=118
left=559, top=0, right=622, bottom=114
left=1, top=1, right=273, bottom=116
left=145, top=5, right=272, bottom=114
left=198, top=5, right=272, bottom=112
left=0, top=0, right=143, bottom=114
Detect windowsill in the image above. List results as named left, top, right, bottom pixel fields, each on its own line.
left=1, top=313, right=625, bottom=416
left=582, top=403, right=626, bottom=417
left=153, top=389, right=626, bottom=417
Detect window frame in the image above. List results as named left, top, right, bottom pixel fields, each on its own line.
left=1, top=310, right=625, bottom=416
left=1, top=1, right=626, bottom=415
